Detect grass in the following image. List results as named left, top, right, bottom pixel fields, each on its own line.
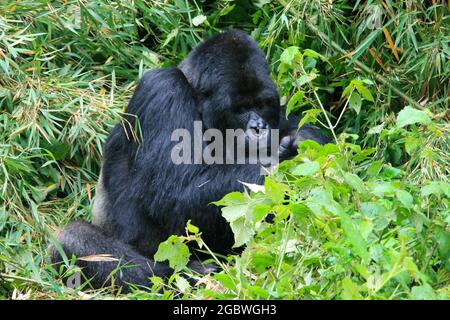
left=0, top=0, right=448, bottom=299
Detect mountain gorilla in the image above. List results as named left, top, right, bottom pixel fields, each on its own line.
left=49, top=30, right=330, bottom=291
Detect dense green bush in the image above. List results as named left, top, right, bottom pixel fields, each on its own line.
left=0, top=1, right=448, bottom=299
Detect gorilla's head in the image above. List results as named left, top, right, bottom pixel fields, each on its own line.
left=179, top=30, right=280, bottom=143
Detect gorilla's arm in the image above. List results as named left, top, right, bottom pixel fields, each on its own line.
left=49, top=221, right=171, bottom=291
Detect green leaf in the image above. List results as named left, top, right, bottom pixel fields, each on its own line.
left=405, top=136, right=420, bottom=155
left=230, top=217, right=254, bottom=248
left=264, top=178, right=286, bottom=203
left=296, top=73, right=317, bottom=86
left=286, top=90, right=304, bottom=116
left=192, top=15, right=207, bottom=26
left=280, top=46, right=300, bottom=66
left=339, top=211, right=369, bottom=263
left=411, top=284, right=436, bottom=300
left=174, top=275, right=190, bottom=292
left=303, top=49, right=328, bottom=62
left=154, top=235, right=190, bottom=272
left=214, top=192, right=248, bottom=222
left=397, top=106, right=432, bottom=128
left=354, top=81, right=374, bottom=102
left=213, top=192, right=246, bottom=206
left=341, top=278, right=363, bottom=300
left=396, top=190, right=413, bottom=208
left=214, top=274, right=235, bottom=290
left=41, top=140, right=70, bottom=161
left=344, top=172, right=367, bottom=194
left=252, top=204, right=272, bottom=223
left=349, top=91, right=362, bottom=114
left=421, top=181, right=450, bottom=197
left=298, top=109, right=322, bottom=128
left=291, top=161, right=320, bottom=177
left=186, top=220, right=200, bottom=234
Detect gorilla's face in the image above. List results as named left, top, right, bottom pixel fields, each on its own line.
left=231, top=102, right=279, bottom=141
left=218, top=92, right=280, bottom=157
left=179, top=30, right=281, bottom=154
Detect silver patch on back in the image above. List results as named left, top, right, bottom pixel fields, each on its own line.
left=92, top=169, right=108, bottom=227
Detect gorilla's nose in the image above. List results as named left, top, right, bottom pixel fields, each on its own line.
left=247, top=112, right=269, bottom=133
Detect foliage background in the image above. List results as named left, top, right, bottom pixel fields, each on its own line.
left=0, top=0, right=448, bottom=299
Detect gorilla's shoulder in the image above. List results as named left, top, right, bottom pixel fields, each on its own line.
left=125, top=67, right=198, bottom=127
left=138, top=68, right=189, bottom=90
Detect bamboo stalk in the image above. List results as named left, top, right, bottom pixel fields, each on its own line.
left=306, top=22, right=423, bottom=110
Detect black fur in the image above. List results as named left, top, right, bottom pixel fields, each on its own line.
left=49, top=30, right=330, bottom=291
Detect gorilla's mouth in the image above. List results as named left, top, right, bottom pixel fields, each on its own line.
left=245, top=128, right=270, bottom=141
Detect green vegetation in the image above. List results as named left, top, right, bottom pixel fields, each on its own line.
left=0, top=0, right=448, bottom=299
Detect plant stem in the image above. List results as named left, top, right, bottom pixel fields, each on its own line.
left=305, top=22, right=423, bottom=110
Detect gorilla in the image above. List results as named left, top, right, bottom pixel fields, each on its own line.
left=49, top=30, right=330, bottom=291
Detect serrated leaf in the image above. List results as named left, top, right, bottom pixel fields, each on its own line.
left=230, top=217, right=254, bottom=248
left=154, top=235, right=190, bottom=272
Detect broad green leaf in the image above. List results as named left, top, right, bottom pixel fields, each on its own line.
left=405, top=136, right=420, bottom=155
left=397, top=106, right=432, bottom=128
left=344, top=172, right=367, bottom=194
left=230, top=217, right=254, bottom=248
left=214, top=274, right=235, bottom=290
left=354, top=82, right=374, bottom=102
left=264, top=178, right=286, bottom=203
left=396, top=190, right=413, bottom=208
left=339, top=211, right=369, bottom=263
left=252, top=204, right=272, bottom=223
left=421, top=181, right=450, bottom=198
left=154, top=236, right=190, bottom=272
left=291, top=161, right=320, bottom=176
left=371, top=182, right=397, bottom=196
left=280, top=46, right=300, bottom=66
left=298, top=109, right=322, bottom=128
left=296, top=73, right=317, bottom=86
left=411, top=284, right=436, bottom=300
left=360, top=218, right=373, bottom=240
left=174, top=275, right=190, bottom=292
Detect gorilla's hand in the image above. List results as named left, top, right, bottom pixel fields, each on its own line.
left=278, top=131, right=301, bottom=161
left=278, top=124, right=331, bottom=162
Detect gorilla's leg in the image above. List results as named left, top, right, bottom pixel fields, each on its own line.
left=49, top=221, right=172, bottom=291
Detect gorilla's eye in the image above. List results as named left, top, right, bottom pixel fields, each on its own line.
left=235, top=104, right=249, bottom=112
